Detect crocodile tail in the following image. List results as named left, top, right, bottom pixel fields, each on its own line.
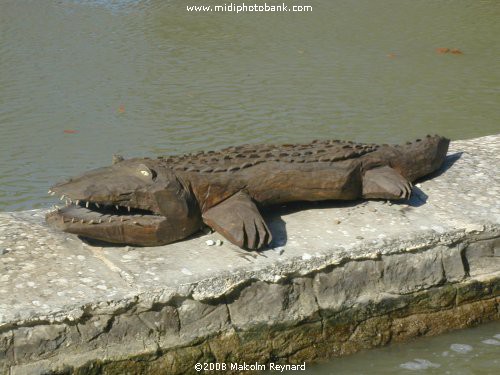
left=393, top=135, right=450, bottom=181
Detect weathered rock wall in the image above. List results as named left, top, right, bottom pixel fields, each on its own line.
left=4, top=234, right=500, bottom=375
left=1, top=135, right=499, bottom=374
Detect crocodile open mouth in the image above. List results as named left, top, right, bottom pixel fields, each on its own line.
left=46, top=190, right=163, bottom=226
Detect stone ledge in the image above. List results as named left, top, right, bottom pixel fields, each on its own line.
left=0, top=134, right=499, bottom=374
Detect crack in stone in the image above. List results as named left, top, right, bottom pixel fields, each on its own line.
left=87, top=315, right=115, bottom=343
left=85, top=245, right=135, bottom=286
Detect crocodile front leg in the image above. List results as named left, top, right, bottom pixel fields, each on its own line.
left=202, top=191, right=272, bottom=250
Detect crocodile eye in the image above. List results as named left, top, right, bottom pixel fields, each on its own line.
left=137, top=164, right=157, bottom=179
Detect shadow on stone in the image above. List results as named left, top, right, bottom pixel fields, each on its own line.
left=407, top=186, right=428, bottom=207
left=78, top=236, right=127, bottom=247
left=420, top=152, right=463, bottom=182
left=399, top=152, right=462, bottom=208
left=78, top=230, right=209, bottom=248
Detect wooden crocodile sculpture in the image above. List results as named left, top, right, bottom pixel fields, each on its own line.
left=46, top=135, right=449, bottom=250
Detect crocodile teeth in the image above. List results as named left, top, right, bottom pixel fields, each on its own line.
left=98, top=219, right=102, bottom=224
left=86, top=202, right=89, bottom=208
left=127, top=206, right=131, bottom=212
left=71, top=218, right=76, bottom=223
left=95, top=203, right=100, bottom=208
left=89, top=220, right=94, bottom=224
left=109, top=218, right=113, bottom=223
left=120, top=217, right=125, bottom=222
left=115, top=205, right=119, bottom=210
left=59, top=195, right=65, bottom=201
left=80, top=219, right=85, bottom=224
left=75, top=200, right=80, bottom=205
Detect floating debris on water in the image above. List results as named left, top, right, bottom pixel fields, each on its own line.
left=400, top=358, right=440, bottom=370
left=436, top=47, right=463, bottom=55
left=450, top=343, right=473, bottom=353
left=436, top=47, right=450, bottom=54
left=481, top=339, right=500, bottom=346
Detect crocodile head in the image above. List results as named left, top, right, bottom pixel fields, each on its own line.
left=45, top=158, right=202, bottom=246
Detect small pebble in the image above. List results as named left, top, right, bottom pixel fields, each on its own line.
left=215, top=240, right=223, bottom=246
left=356, top=236, right=364, bottom=240
left=334, top=220, right=341, bottom=224
left=205, top=239, right=215, bottom=246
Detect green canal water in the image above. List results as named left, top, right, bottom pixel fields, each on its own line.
left=0, top=1, right=499, bottom=372
left=288, top=321, right=500, bottom=375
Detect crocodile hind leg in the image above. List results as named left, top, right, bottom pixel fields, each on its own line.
left=362, top=166, right=412, bottom=200
left=202, top=191, right=272, bottom=250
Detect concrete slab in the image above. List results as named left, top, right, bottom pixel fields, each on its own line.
left=0, top=135, right=499, bottom=374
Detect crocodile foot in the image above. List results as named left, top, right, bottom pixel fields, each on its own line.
left=202, top=191, right=272, bottom=250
